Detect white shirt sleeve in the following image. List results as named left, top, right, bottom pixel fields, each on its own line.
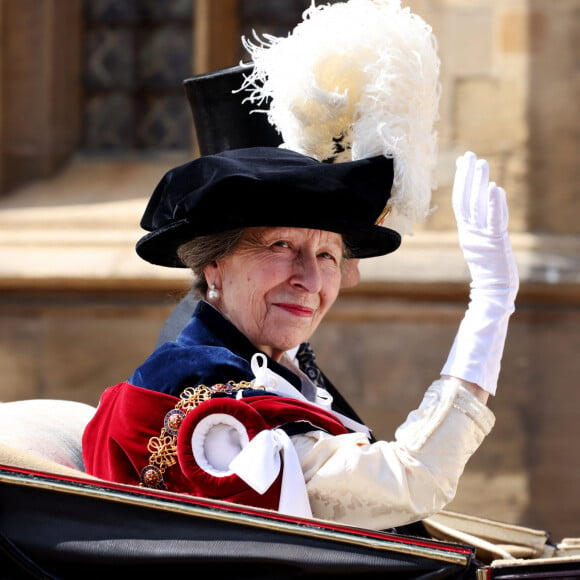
left=291, top=377, right=495, bottom=530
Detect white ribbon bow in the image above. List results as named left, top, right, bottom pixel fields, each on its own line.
left=229, top=427, right=313, bottom=518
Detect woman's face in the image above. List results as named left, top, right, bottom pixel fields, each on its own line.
left=204, top=227, right=345, bottom=361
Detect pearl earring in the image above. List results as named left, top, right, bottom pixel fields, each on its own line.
left=208, top=284, right=219, bottom=300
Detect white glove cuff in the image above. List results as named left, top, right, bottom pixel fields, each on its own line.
left=440, top=292, right=515, bottom=395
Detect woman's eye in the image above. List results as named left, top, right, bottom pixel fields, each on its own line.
left=272, top=240, right=290, bottom=249
left=319, top=251, right=338, bottom=262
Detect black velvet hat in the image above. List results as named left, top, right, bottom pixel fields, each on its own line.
left=137, top=64, right=400, bottom=267
left=136, top=146, right=400, bottom=267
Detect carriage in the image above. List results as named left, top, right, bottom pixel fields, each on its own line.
left=1, top=399, right=579, bottom=579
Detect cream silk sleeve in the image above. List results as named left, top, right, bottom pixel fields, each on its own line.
left=291, top=377, right=495, bottom=530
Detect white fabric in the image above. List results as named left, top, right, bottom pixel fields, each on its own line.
left=292, top=377, right=495, bottom=530
left=191, top=413, right=249, bottom=475
left=441, top=152, right=519, bottom=394
left=0, top=399, right=96, bottom=471
left=251, top=352, right=307, bottom=399
left=230, top=428, right=313, bottom=518
left=313, top=386, right=333, bottom=411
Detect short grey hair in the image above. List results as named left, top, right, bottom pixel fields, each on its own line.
left=177, top=229, right=245, bottom=297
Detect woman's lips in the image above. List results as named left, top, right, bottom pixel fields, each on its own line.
left=274, top=303, right=314, bottom=317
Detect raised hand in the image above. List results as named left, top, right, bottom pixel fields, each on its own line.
left=441, top=152, right=519, bottom=395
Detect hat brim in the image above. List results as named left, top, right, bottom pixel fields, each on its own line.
left=136, top=219, right=401, bottom=268
left=137, top=148, right=401, bottom=267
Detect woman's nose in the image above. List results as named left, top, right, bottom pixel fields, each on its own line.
left=291, top=253, right=322, bottom=293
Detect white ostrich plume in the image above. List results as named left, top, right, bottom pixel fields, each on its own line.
left=241, top=0, right=441, bottom=234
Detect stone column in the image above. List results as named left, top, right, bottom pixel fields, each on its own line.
left=0, top=0, right=82, bottom=195
left=194, top=0, right=240, bottom=74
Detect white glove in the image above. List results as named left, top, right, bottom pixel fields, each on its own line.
left=441, top=151, right=519, bottom=395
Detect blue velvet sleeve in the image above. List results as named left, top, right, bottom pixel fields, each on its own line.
left=129, top=342, right=254, bottom=397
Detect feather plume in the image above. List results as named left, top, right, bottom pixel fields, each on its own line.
left=241, top=0, right=441, bottom=234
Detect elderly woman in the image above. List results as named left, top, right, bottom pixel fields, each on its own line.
left=82, top=145, right=518, bottom=531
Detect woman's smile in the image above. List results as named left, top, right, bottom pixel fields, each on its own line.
left=273, top=302, right=315, bottom=317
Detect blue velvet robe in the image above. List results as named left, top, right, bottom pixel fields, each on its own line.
left=129, top=300, right=367, bottom=428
